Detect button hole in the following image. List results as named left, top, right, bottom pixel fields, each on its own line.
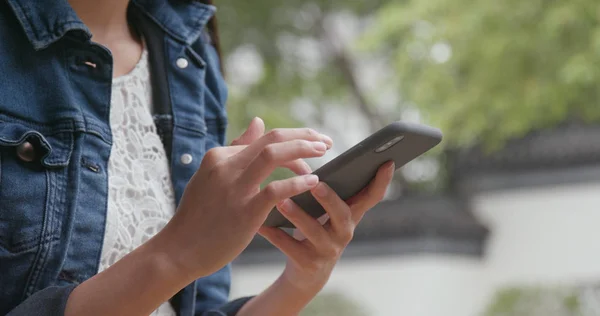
left=84, top=61, right=97, bottom=68
left=81, top=158, right=100, bottom=173
left=87, top=164, right=100, bottom=172
left=59, top=270, right=81, bottom=284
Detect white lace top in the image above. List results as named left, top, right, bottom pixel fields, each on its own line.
left=99, top=48, right=177, bottom=316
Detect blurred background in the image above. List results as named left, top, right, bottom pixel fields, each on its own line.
left=215, top=0, right=600, bottom=315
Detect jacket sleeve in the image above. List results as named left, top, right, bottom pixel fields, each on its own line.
left=6, top=285, right=76, bottom=316
left=200, top=297, right=254, bottom=316
left=193, top=264, right=254, bottom=316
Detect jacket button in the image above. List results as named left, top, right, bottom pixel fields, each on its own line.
left=176, top=58, right=189, bottom=69
left=16, top=141, right=36, bottom=162
left=180, top=153, right=193, bottom=165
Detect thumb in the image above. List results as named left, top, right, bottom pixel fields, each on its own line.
left=231, top=117, right=265, bottom=146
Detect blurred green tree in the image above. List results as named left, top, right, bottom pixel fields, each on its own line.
left=217, top=0, right=394, bottom=139
left=481, top=285, right=600, bottom=316
left=217, top=0, right=404, bottom=186
left=300, top=291, right=370, bottom=316
left=361, top=0, right=600, bottom=149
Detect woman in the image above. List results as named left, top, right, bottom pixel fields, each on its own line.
left=0, top=0, right=394, bottom=315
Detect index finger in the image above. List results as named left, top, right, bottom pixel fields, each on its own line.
left=229, top=128, right=333, bottom=168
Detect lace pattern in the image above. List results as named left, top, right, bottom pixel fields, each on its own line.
left=99, top=48, right=177, bottom=316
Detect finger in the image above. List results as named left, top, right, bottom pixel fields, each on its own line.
left=276, top=199, right=331, bottom=248
left=239, top=139, right=327, bottom=186
left=348, top=161, right=395, bottom=223
left=250, top=174, right=319, bottom=216
left=258, top=226, right=307, bottom=262
left=310, top=182, right=354, bottom=241
left=230, top=128, right=333, bottom=168
left=207, top=145, right=311, bottom=175
left=204, top=145, right=311, bottom=174
left=201, top=145, right=248, bottom=167
left=230, top=117, right=265, bottom=146
left=282, top=159, right=312, bottom=175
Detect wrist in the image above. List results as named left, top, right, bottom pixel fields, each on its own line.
left=280, top=264, right=329, bottom=296
left=145, top=224, right=203, bottom=282
left=237, top=276, right=318, bottom=316
left=65, top=232, right=195, bottom=316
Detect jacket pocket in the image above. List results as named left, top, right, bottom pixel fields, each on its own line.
left=0, top=118, right=73, bottom=254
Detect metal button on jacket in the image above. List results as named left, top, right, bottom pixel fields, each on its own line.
left=180, top=153, right=193, bottom=165
left=176, top=58, right=189, bottom=69
left=16, top=141, right=36, bottom=162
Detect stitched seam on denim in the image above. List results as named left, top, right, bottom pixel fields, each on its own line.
left=21, top=169, right=52, bottom=297
left=185, top=46, right=206, bottom=68
left=7, top=1, right=41, bottom=45
left=173, top=123, right=207, bottom=135
left=132, top=1, right=213, bottom=45
left=10, top=2, right=85, bottom=49
left=132, top=1, right=185, bottom=43
left=61, top=43, right=112, bottom=145
left=0, top=115, right=75, bottom=132
left=0, top=235, right=59, bottom=253
left=93, top=131, right=110, bottom=278
left=153, top=114, right=173, bottom=120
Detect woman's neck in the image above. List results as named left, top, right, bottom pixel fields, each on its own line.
left=68, top=0, right=132, bottom=43
left=68, top=0, right=143, bottom=78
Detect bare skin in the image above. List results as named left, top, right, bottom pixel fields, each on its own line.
left=63, top=1, right=395, bottom=315
left=68, top=0, right=143, bottom=77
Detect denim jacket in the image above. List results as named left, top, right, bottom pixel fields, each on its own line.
left=0, top=0, right=250, bottom=315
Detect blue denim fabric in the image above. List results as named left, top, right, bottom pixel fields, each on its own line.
left=0, top=0, right=248, bottom=315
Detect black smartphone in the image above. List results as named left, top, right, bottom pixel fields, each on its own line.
left=263, top=121, right=443, bottom=228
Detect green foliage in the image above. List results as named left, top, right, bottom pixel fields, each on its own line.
left=217, top=1, right=393, bottom=142
left=300, top=291, right=370, bottom=316
left=362, top=0, right=600, bottom=148
left=483, top=286, right=585, bottom=316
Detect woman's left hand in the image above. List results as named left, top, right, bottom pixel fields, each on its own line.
left=258, top=161, right=395, bottom=295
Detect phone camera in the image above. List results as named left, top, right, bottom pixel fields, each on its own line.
left=374, top=135, right=405, bottom=153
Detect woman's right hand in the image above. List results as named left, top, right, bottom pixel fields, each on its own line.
left=158, top=118, right=333, bottom=279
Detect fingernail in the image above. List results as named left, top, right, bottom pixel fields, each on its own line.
left=388, top=162, right=395, bottom=171
left=304, top=174, right=319, bottom=186
left=313, top=182, right=328, bottom=197
left=312, top=141, right=327, bottom=152
left=278, top=199, right=294, bottom=213
left=320, top=135, right=333, bottom=149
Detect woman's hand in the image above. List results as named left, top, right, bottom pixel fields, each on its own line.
left=66, top=118, right=331, bottom=316
left=261, top=162, right=394, bottom=292
left=157, top=118, right=332, bottom=279
left=237, top=162, right=395, bottom=316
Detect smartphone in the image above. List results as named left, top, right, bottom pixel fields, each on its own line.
left=263, top=121, right=443, bottom=228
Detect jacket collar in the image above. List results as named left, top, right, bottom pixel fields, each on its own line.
left=131, top=0, right=215, bottom=46
left=6, top=0, right=215, bottom=50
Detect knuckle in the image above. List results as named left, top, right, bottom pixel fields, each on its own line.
left=304, top=128, right=319, bottom=138
left=291, top=176, right=307, bottom=193
left=322, top=245, right=341, bottom=258
left=267, top=129, right=285, bottom=143
left=208, top=160, right=228, bottom=178
left=303, top=260, right=322, bottom=273
left=262, top=183, right=280, bottom=201
left=260, top=145, right=278, bottom=163
left=337, top=208, right=353, bottom=225
left=299, top=140, right=314, bottom=152
left=340, top=227, right=354, bottom=243
left=342, top=208, right=353, bottom=221
left=203, top=148, right=221, bottom=164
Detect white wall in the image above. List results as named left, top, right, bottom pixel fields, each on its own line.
left=231, top=255, right=484, bottom=316
left=471, top=182, right=600, bottom=310
left=231, top=182, right=600, bottom=316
